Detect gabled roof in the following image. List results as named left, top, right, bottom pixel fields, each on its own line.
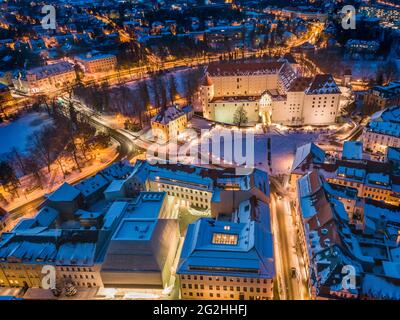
left=291, top=142, right=325, bottom=171
left=287, top=76, right=312, bottom=92
left=47, top=182, right=81, bottom=202
left=75, top=173, right=109, bottom=197
left=305, top=74, right=341, bottom=95
left=151, top=105, right=185, bottom=125
left=25, top=61, right=74, bottom=80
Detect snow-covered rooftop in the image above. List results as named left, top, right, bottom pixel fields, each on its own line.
left=47, top=182, right=81, bottom=202
left=342, top=141, right=363, bottom=161
left=177, top=199, right=274, bottom=279
left=291, top=142, right=325, bottom=171
left=151, top=105, right=185, bottom=125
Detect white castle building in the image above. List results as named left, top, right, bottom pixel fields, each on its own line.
left=200, top=59, right=341, bottom=126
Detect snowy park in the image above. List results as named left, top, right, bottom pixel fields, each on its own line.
left=168, top=126, right=321, bottom=175
left=0, top=112, right=53, bottom=159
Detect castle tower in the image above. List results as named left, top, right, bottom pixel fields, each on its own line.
left=200, top=74, right=214, bottom=120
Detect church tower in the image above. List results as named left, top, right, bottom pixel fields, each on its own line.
left=200, top=73, right=214, bottom=120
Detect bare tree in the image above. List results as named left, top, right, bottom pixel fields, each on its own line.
left=29, top=126, right=56, bottom=173
left=8, top=147, right=27, bottom=176
left=168, top=74, right=178, bottom=105
left=24, top=157, right=44, bottom=189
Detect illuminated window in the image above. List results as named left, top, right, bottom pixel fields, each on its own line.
left=212, top=233, right=238, bottom=245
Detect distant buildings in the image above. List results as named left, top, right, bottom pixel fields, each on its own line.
left=12, top=61, right=76, bottom=94
left=345, top=39, right=380, bottom=54
left=200, top=60, right=341, bottom=126
left=151, top=106, right=188, bottom=141
left=360, top=4, right=400, bottom=29
left=264, top=6, right=328, bottom=22
left=75, top=53, right=117, bottom=74
left=178, top=197, right=274, bottom=300
left=205, top=25, right=245, bottom=50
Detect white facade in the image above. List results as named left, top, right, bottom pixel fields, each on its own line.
left=13, top=61, right=76, bottom=94
left=201, top=61, right=341, bottom=126
left=363, top=106, right=400, bottom=155
left=363, top=130, right=400, bottom=154
left=151, top=106, right=188, bottom=141
left=75, top=54, right=117, bottom=74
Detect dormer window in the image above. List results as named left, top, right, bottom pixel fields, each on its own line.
left=212, top=233, right=238, bottom=245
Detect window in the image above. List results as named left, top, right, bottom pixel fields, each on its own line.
left=212, top=233, right=238, bottom=245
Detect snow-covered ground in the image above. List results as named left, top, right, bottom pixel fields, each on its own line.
left=338, top=86, right=354, bottom=113
left=346, top=60, right=381, bottom=79
left=0, top=112, right=53, bottom=158
left=101, top=114, right=130, bottom=130
left=194, top=128, right=319, bottom=174
left=2, top=143, right=118, bottom=216
left=124, top=68, right=198, bottom=107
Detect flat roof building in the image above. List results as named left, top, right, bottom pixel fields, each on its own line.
left=177, top=197, right=274, bottom=300
left=100, top=192, right=180, bottom=289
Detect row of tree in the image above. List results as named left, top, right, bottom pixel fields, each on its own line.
left=0, top=110, right=110, bottom=199
left=73, top=68, right=204, bottom=129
